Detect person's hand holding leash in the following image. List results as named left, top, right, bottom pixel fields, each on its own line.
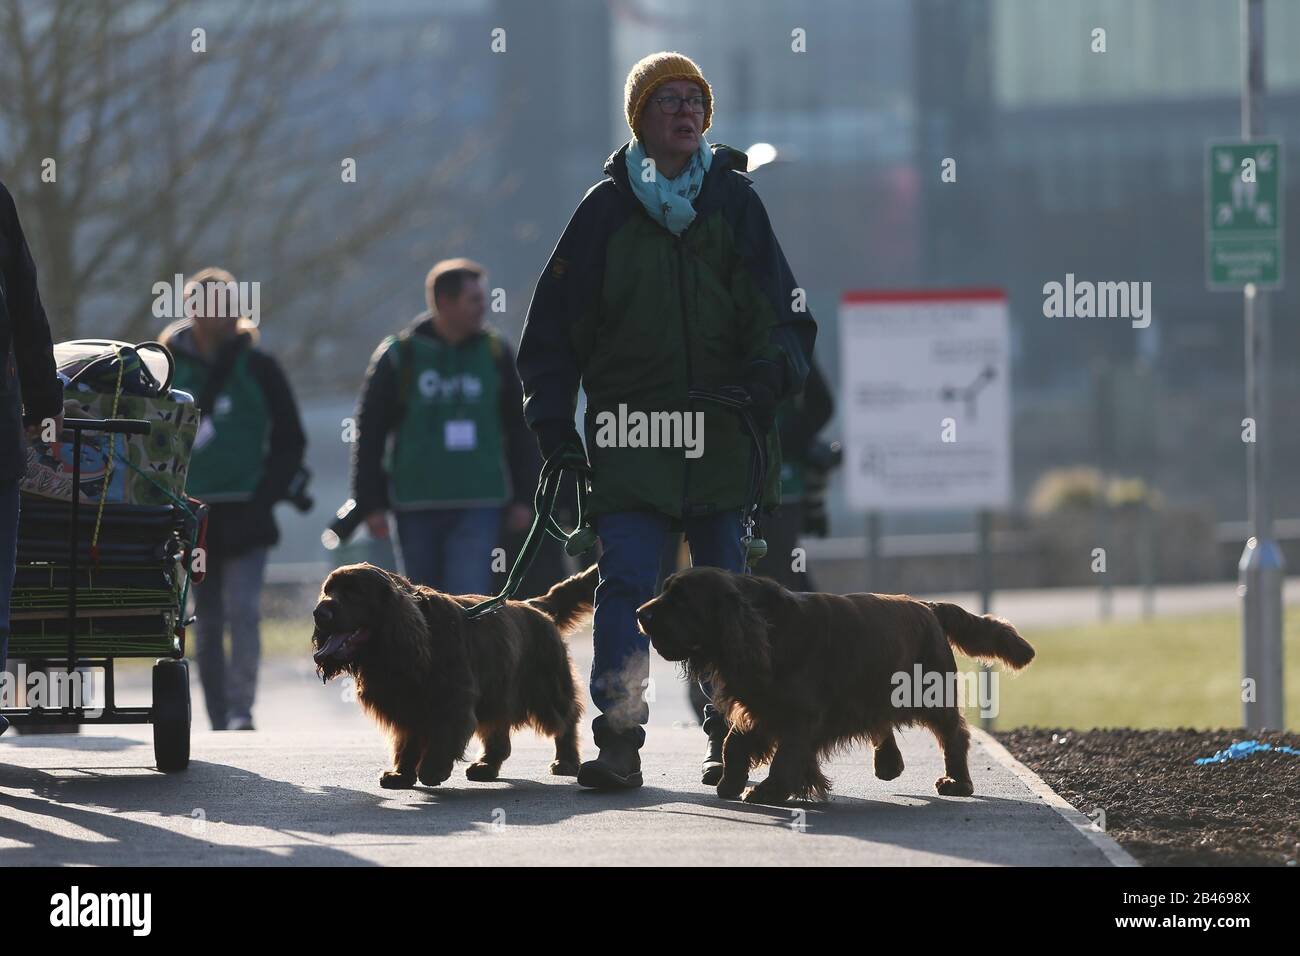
left=534, top=419, right=586, bottom=465
left=505, top=501, right=533, bottom=533
left=364, top=511, right=390, bottom=539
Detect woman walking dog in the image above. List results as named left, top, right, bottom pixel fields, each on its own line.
left=517, top=52, right=816, bottom=790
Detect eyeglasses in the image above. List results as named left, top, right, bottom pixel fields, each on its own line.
left=653, top=94, right=706, bottom=115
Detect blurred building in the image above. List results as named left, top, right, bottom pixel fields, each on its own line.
left=976, top=0, right=1300, bottom=522
left=610, top=0, right=1300, bottom=532
left=984, top=0, right=1300, bottom=390
left=314, top=0, right=1300, bottom=522
left=56, top=0, right=1282, bottom=567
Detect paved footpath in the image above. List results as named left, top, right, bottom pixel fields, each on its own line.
left=0, top=638, right=1133, bottom=866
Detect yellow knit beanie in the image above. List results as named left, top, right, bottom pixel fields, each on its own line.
left=624, top=51, right=713, bottom=138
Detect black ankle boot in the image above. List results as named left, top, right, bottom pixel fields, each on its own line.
left=577, top=715, right=645, bottom=790
left=701, top=713, right=727, bottom=785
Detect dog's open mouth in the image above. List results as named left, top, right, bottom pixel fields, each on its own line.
left=313, top=628, right=370, bottom=673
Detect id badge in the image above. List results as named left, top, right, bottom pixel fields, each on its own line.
left=445, top=419, right=477, bottom=451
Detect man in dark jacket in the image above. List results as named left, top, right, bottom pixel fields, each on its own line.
left=351, top=258, right=536, bottom=593
left=161, top=267, right=307, bottom=731
left=518, top=52, right=816, bottom=790
left=765, top=360, right=835, bottom=591
left=0, top=180, right=63, bottom=738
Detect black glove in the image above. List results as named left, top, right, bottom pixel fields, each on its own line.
left=744, top=358, right=783, bottom=434
left=534, top=419, right=584, bottom=463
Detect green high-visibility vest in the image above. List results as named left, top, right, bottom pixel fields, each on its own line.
left=387, top=331, right=509, bottom=508
left=173, top=351, right=268, bottom=501
left=780, top=460, right=806, bottom=502
left=776, top=402, right=805, bottom=502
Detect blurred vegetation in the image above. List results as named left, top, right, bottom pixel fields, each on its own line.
left=1027, top=466, right=1164, bottom=515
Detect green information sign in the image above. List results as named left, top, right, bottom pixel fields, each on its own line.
left=1207, top=140, right=1283, bottom=289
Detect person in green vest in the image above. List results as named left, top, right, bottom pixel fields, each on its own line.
left=351, top=258, right=536, bottom=594
left=763, top=359, right=834, bottom=591
left=161, top=267, right=307, bottom=732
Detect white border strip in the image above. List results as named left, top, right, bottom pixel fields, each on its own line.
left=972, top=728, right=1141, bottom=868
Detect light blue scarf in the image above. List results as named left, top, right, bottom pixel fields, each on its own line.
left=625, top=137, right=712, bottom=236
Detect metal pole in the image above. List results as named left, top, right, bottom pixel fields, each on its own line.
left=1238, top=0, right=1285, bottom=730
left=1093, top=361, right=1113, bottom=620
left=1137, top=348, right=1159, bottom=619
left=978, top=510, right=993, bottom=615
left=978, top=509, right=994, bottom=731
left=1140, top=498, right=1156, bottom=619
left=866, top=511, right=881, bottom=590
left=68, top=427, right=80, bottom=678
left=1097, top=491, right=1112, bottom=620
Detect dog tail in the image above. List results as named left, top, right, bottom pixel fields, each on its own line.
left=528, top=564, right=599, bottom=633
left=924, top=602, right=1035, bottom=671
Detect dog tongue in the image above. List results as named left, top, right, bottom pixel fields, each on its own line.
left=313, top=629, right=362, bottom=666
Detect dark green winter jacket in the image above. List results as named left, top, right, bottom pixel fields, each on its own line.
left=1, top=181, right=63, bottom=483
left=517, top=142, right=816, bottom=520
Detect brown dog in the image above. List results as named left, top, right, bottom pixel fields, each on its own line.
left=312, top=563, right=596, bottom=789
left=637, top=567, right=1035, bottom=804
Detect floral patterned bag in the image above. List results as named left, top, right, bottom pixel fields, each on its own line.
left=20, top=340, right=199, bottom=505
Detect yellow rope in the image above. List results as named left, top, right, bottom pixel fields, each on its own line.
left=89, top=349, right=125, bottom=559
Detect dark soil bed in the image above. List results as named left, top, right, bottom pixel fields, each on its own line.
left=995, top=728, right=1300, bottom=866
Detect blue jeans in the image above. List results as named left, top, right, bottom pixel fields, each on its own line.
left=194, top=546, right=268, bottom=729
left=0, top=478, right=19, bottom=676
left=393, top=505, right=501, bottom=594
left=592, top=509, right=745, bottom=729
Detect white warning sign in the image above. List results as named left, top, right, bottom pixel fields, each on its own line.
left=840, top=289, right=1012, bottom=511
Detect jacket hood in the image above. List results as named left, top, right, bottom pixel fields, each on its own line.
left=403, top=311, right=498, bottom=346
left=159, top=317, right=259, bottom=358
left=603, top=141, right=749, bottom=193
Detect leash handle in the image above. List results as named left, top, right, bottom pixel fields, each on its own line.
left=688, top=386, right=769, bottom=566
left=465, top=448, right=593, bottom=620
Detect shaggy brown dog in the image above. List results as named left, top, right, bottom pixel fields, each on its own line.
left=637, top=567, right=1035, bottom=805
left=312, top=563, right=596, bottom=789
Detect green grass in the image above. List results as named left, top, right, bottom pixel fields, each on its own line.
left=112, top=617, right=310, bottom=673
left=261, top=617, right=313, bottom=659
left=962, top=606, right=1300, bottom=731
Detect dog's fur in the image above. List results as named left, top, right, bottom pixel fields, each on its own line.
left=311, top=563, right=596, bottom=789
left=638, top=567, right=1035, bottom=804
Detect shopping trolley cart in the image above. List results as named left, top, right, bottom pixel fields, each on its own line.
left=3, top=341, right=206, bottom=771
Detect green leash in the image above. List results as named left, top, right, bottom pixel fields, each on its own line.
left=464, top=447, right=596, bottom=620
left=466, top=382, right=771, bottom=617
left=688, top=386, right=769, bottom=566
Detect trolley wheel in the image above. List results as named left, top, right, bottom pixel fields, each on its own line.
left=152, top=658, right=191, bottom=772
